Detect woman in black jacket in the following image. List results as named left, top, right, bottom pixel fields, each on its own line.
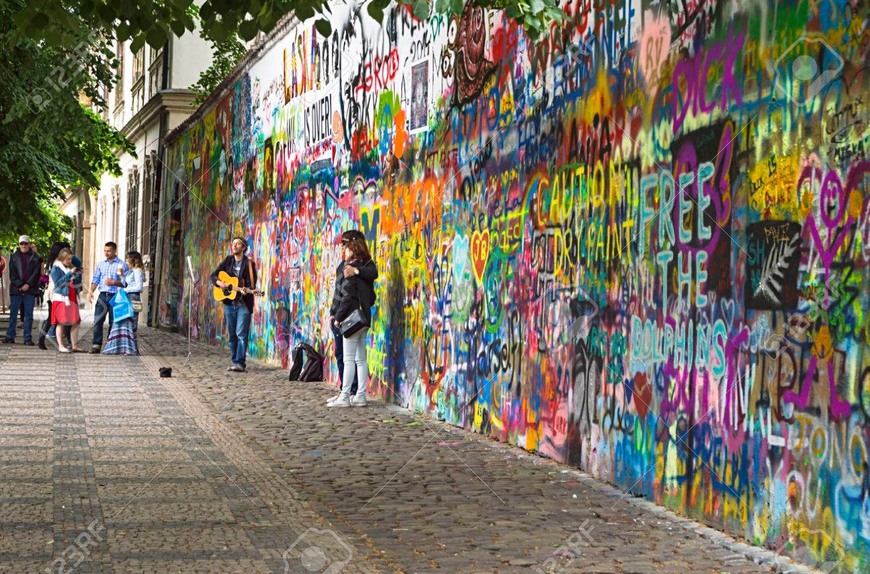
left=328, top=237, right=377, bottom=407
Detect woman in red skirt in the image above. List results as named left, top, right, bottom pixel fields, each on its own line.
left=50, top=249, right=83, bottom=353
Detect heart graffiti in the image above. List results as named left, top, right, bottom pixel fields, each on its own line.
left=471, top=229, right=490, bottom=284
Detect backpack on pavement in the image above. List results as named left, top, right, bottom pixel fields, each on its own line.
left=288, top=343, right=324, bottom=382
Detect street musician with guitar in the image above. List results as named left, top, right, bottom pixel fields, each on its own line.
left=210, top=236, right=262, bottom=372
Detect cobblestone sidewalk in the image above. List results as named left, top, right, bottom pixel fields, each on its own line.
left=0, top=312, right=818, bottom=573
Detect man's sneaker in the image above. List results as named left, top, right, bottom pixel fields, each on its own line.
left=327, top=395, right=351, bottom=408
left=23, top=340, right=34, bottom=346
left=228, top=364, right=246, bottom=372
left=90, top=346, right=101, bottom=354
left=227, top=365, right=237, bottom=371
left=2, top=338, right=14, bottom=344
left=351, top=394, right=368, bottom=407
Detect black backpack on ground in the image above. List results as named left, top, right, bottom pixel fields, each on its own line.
left=288, top=343, right=324, bottom=382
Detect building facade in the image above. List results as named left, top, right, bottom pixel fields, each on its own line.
left=94, top=32, right=212, bottom=322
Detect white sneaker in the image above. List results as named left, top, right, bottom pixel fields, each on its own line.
left=326, top=394, right=341, bottom=405
left=327, top=395, right=351, bottom=408
left=351, top=394, right=367, bottom=407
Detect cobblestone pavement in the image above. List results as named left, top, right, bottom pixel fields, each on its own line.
left=0, top=311, right=817, bottom=573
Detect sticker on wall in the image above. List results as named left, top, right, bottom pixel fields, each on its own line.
left=471, top=229, right=490, bottom=284
left=332, top=110, right=344, bottom=144
left=638, top=10, right=671, bottom=87
left=443, top=3, right=497, bottom=107
left=745, top=221, right=803, bottom=310
left=410, top=59, right=429, bottom=133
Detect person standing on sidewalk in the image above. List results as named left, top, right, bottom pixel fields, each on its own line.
left=38, top=241, right=72, bottom=350
left=3, top=235, right=41, bottom=346
left=87, top=242, right=127, bottom=353
left=119, top=251, right=144, bottom=339
left=100, top=250, right=144, bottom=356
left=211, top=237, right=259, bottom=373
left=50, top=249, right=84, bottom=353
left=328, top=236, right=377, bottom=408
left=327, top=230, right=378, bottom=403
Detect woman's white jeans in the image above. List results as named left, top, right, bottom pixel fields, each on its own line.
left=341, top=328, right=368, bottom=397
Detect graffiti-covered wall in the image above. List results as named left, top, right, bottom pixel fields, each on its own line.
left=159, top=1, right=869, bottom=569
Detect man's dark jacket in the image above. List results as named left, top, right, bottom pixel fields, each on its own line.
left=8, top=249, right=41, bottom=296
left=334, top=258, right=378, bottom=326
left=210, top=255, right=258, bottom=313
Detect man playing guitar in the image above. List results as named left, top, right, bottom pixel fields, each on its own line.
left=210, top=236, right=259, bottom=372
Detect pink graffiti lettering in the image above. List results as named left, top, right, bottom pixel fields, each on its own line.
left=672, top=28, right=744, bottom=133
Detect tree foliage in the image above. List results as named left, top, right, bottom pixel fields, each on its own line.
left=0, top=0, right=133, bottom=249
left=190, top=33, right=248, bottom=107
left=15, top=0, right=565, bottom=52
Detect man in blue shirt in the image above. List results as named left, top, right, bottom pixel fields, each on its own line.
left=87, top=242, right=128, bottom=353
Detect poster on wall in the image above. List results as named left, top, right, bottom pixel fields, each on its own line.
left=745, top=221, right=803, bottom=310
left=410, top=59, right=429, bottom=133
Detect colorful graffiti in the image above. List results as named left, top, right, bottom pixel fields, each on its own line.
left=157, top=1, right=869, bottom=570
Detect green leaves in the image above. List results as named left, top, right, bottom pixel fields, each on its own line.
left=0, top=1, right=129, bottom=246
left=238, top=19, right=258, bottom=41
left=412, top=0, right=431, bottom=20
left=314, top=18, right=332, bottom=38
left=190, top=32, right=247, bottom=107
left=398, top=0, right=566, bottom=41
left=13, top=1, right=566, bottom=50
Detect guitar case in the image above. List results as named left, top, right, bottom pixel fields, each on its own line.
left=289, top=343, right=324, bottom=382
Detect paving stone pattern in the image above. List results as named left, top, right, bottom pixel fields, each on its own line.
left=0, top=312, right=820, bottom=573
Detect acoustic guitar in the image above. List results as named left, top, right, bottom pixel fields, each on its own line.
left=213, top=271, right=264, bottom=302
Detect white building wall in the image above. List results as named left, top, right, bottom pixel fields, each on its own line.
left=170, top=32, right=215, bottom=89
left=92, top=27, right=214, bottom=310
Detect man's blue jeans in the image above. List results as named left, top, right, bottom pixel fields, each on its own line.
left=224, top=303, right=251, bottom=368
left=92, top=292, right=114, bottom=347
left=6, top=294, right=35, bottom=342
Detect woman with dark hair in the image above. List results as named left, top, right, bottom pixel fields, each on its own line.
left=38, top=241, right=71, bottom=350
left=328, top=237, right=377, bottom=408
left=102, top=250, right=143, bottom=356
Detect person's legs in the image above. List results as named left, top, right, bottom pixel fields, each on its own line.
left=38, top=303, right=54, bottom=349
left=105, top=293, right=115, bottom=335
left=224, top=305, right=239, bottom=367
left=57, top=323, right=70, bottom=352
left=22, top=294, right=35, bottom=342
left=341, top=333, right=364, bottom=395
left=234, top=305, right=251, bottom=369
left=4, top=295, right=21, bottom=341
left=128, top=293, right=140, bottom=337
left=69, top=322, right=81, bottom=350
left=92, top=293, right=109, bottom=348
left=352, top=328, right=369, bottom=401
left=330, top=334, right=358, bottom=407
left=332, top=325, right=345, bottom=382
